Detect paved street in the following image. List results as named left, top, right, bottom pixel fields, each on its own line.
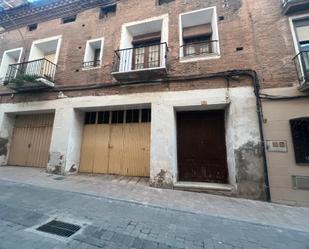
left=0, top=179, right=308, bottom=249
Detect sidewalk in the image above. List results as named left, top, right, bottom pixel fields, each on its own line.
left=0, top=166, right=309, bottom=233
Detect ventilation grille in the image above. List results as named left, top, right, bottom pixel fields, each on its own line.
left=37, top=220, right=81, bottom=238
left=292, top=176, right=309, bottom=190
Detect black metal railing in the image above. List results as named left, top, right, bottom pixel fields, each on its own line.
left=282, top=0, right=305, bottom=7
left=112, top=42, right=168, bottom=73
left=181, top=40, right=218, bottom=58
left=82, top=60, right=101, bottom=68
left=281, top=0, right=309, bottom=14
left=4, top=58, right=57, bottom=84
left=282, top=0, right=292, bottom=7
left=293, top=51, right=309, bottom=87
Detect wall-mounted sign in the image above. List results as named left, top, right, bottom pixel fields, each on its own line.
left=266, top=140, right=288, bottom=153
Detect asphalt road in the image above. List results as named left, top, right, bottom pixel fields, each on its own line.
left=0, top=180, right=308, bottom=249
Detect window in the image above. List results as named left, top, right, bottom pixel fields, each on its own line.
left=28, top=36, right=62, bottom=64
left=85, top=112, right=97, bottom=124
left=116, top=15, right=168, bottom=72
left=126, top=109, right=140, bottom=123
left=83, top=38, right=104, bottom=69
left=62, top=15, right=76, bottom=24
left=290, top=118, right=309, bottom=164
left=84, top=109, right=151, bottom=125
left=293, top=18, right=309, bottom=51
left=111, top=111, right=124, bottom=124
left=293, top=18, right=309, bottom=84
left=157, top=0, right=174, bottom=5
left=27, top=36, right=61, bottom=81
left=0, top=48, right=23, bottom=83
left=132, top=34, right=161, bottom=70
left=179, top=7, right=220, bottom=60
left=97, top=111, right=110, bottom=124
left=141, top=109, right=151, bottom=123
left=183, top=35, right=212, bottom=57
left=100, top=4, right=117, bottom=19
left=28, top=23, right=37, bottom=31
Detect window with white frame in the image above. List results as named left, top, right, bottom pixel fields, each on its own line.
left=179, top=7, right=220, bottom=61
left=29, top=36, right=62, bottom=64
left=27, top=35, right=61, bottom=80
left=83, top=38, right=104, bottom=69
left=291, top=16, right=309, bottom=84
left=116, top=14, right=168, bottom=72
left=0, top=47, right=23, bottom=83
left=294, top=18, right=309, bottom=52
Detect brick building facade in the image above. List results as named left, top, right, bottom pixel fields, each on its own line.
left=0, top=0, right=308, bottom=204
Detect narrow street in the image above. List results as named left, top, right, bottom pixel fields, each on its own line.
left=0, top=168, right=308, bottom=249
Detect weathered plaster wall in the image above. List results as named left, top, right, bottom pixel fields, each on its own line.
left=0, top=86, right=264, bottom=199
left=47, top=106, right=83, bottom=174
left=0, top=113, right=14, bottom=165
left=228, top=88, right=265, bottom=200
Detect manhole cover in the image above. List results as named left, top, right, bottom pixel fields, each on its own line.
left=36, top=220, right=81, bottom=238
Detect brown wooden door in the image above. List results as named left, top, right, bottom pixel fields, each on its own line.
left=177, top=110, right=228, bottom=183
left=79, top=110, right=151, bottom=177
left=8, top=114, right=54, bottom=168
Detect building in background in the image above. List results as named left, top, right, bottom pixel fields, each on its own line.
left=251, top=0, right=309, bottom=206
left=0, top=0, right=307, bottom=205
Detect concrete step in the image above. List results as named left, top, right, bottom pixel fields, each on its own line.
left=173, top=181, right=234, bottom=193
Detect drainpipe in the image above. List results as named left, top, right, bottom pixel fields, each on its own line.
left=241, top=70, right=271, bottom=202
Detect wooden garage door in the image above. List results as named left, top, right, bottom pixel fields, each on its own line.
left=177, top=110, right=228, bottom=183
left=79, top=109, right=151, bottom=177
left=8, top=114, right=54, bottom=168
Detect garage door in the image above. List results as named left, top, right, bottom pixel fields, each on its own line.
left=79, top=109, right=151, bottom=177
left=8, top=114, right=54, bottom=168
left=177, top=110, right=228, bottom=183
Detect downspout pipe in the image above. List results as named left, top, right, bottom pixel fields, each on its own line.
left=239, top=70, right=271, bottom=202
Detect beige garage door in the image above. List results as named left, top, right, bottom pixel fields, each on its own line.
left=8, top=114, right=54, bottom=168
left=79, top=109, right=151, bottom=177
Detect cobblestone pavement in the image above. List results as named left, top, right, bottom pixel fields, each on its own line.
left=0, top=180, right=308, bottom=249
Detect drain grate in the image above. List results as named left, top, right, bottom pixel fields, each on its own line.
left=36, top=220, right=81, bottom=238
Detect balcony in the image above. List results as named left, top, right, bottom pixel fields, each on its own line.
left=82, top=60, right=101, bottom=69
left=180, top=40, right=219, bottom=60
left=112, top=42, right=168, bottom=82
left=282, top=0, right=309, bottom=15
left=4, top=58, right=57, bottom=92
left=293, top=51, right=309, bottom=91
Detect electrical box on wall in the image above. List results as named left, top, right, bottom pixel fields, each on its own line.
left=266, top=140, right=288, bottom=153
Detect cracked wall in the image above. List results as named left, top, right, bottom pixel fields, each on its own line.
left=235, top=141, right=265, bottom=200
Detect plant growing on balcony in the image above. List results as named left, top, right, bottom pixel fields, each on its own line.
left=10, top=74, right=41, bottom=86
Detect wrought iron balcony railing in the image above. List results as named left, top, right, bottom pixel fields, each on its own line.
left=112, top=42, right=168, bottom=74
left=281, top=0, right=309, bottom=14
left=82, top=60, right=101, bottom=69
left=180, top=40, right=219, bottom=58
left=293, top=50, right=309, bottom=90
left=4, top=58, right=57, bottom=91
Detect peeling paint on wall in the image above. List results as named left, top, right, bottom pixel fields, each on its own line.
left=47, top=152, right=65, bottom=175
left=150, top=169, right=173, bottom=189
left=235, top=141, right=266, bottom=200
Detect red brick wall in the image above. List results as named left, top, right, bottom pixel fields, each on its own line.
left=0, top=0, right=300, bottom=103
